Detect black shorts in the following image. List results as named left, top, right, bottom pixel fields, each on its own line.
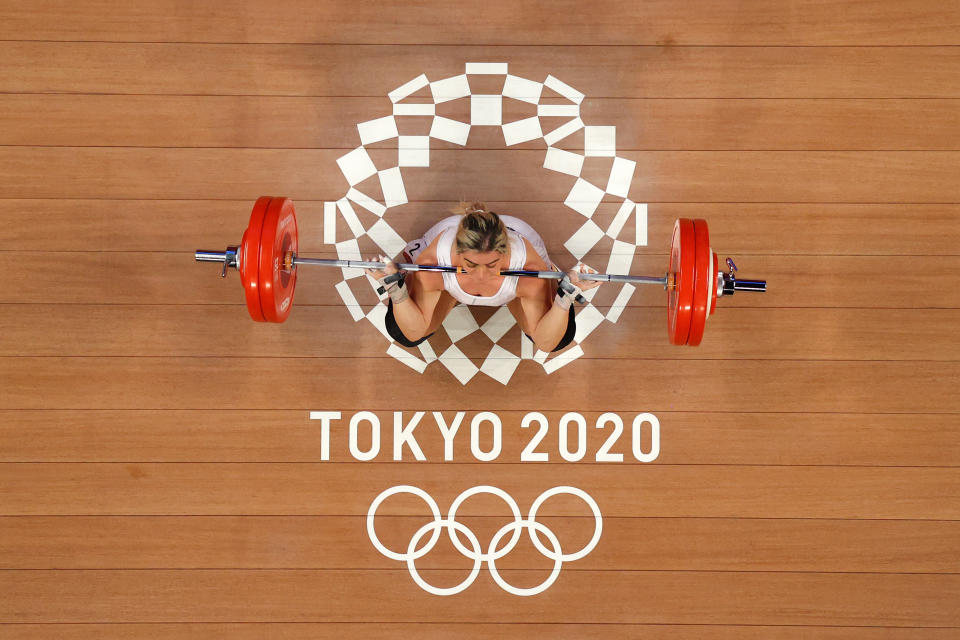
left=385, top=300, right=576, bottom=352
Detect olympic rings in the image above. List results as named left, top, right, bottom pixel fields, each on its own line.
left=366, top=485, right=442, bottom=562
left=366, top=484, right=603, bottom=596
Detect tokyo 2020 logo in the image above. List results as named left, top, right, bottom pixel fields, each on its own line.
left=325, top=62, right=648, bottom=385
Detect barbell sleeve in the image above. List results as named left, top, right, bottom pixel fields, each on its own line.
left=195, top=250, right=229, bottom=262
left=733, top=279, right=767, bottom=293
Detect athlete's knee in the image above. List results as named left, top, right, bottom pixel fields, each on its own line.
left=385, top=300, right=433, bottom=347
left=525, top=306, right=577, bottom=352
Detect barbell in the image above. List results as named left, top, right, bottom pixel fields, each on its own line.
left=195, top=196, right=766, bottom=346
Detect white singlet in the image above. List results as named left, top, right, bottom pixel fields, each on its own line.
left=409, top=215, right=553, bottom=307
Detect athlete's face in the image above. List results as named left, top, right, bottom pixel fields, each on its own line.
left=459, top=250, right=504, bottom=283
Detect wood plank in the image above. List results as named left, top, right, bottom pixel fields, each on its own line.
left=0, top=252, right=955, bottom=309
left=1, top=624, right=956, bottom=640
left=0, top=463, right=956, bottom=519
left=1, top=0, right=957, bottom=46
left=3, top=43, right=960, bottom=98
left=2, top=148, right=958, bottom=203
left=1, top=358, right=958, bottom=413
left=0, top=569, right=957, bottom=625
left=2, top=516, right=956, bottom=572
left=4, top=95, right=960, bottom=151
left=4, top=306, right=958, bottom=361
left=0, top=410, right=955, bottom=466
left=2, top=200, right=957, bottom=256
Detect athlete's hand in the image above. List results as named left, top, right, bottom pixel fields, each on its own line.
left=364, top=255, right=399, bottom=281
left=568, top=263, right=601, bottom=291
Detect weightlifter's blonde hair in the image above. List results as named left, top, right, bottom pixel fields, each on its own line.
left=450, top=201, right=508, bottom=255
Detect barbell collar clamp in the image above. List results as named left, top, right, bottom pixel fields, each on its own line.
left=195, top=248, right=239, bottom=278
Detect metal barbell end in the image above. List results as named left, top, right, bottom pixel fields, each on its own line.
left=195, top=247, right=239, bottom=278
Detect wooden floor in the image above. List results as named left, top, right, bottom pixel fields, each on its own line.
left=1, top=1, right=959, bottom=637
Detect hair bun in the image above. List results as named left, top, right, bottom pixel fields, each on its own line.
left=454, top=202, right=508, bottom=255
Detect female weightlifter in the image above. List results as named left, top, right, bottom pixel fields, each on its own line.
left=366, top=202, right=600, bottom=352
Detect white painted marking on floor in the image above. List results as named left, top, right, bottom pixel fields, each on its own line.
left=387, top=344, right=428, bottom=373
left=466, top=62, right=509, bottom=75
left=537, top=104, right=580, bottom=117
left=480, top=306, right=516, bottom=342
left=443, top=304, right=481, bottom=343
left=323, top=201, right=336, bottom=244
left=543, top=147, right=585, bottom=177
left=544, top=75, right=585, bottom=104
left=398, top=135, right=430, bottom=167
left=605, top=156, right=636, bottom=197
left=606, top=283, right=636, bottom=323
left=573, top=304, right=606, bottom=343
left=585, top=126, right=616, bottom=157
left=329, top=68, right=653, bottom=384
left=439, top=344, right=480, bottom=385
left=336, top=197, right=366, bottom=238
left=418, top=340, right=438, bottom=364
left=606, top=199, right=635, bottom=240
left=346, top=188, right=387, bottom=217
left=471, top=94, right=503, bottom=126
left=378, top=167, right=408, bottom=207
left=606, top=240, right=636, bottom=275
left=366, top=302, right=393, bottom=341
left=521, top=332, right=534, bottom=359
left=564, top=177, right=605, bottom=217
left=564, top=219, right=605, bottom=260
left=357, top=116, right=398, bottom=145
left=636, top=203, right=648, bottom=246
left=502, top=75, right=543, bottom=104
left=502, top=116, right=543, bottom=146
left=430, top=74, right=471, bottom=103
left=367, top=219, right=407, bottom=259
left=394, top=103, right=436, bottom=117
left=480, top=345, right=522, bottom=385
left=389, top=74, right=429, bottom=103
left=543, top=117, right=584, bottom=146
left=542, top=345, right=585, bottom=374
left=335, top=281, right=365, bottom=321
left=336, top=147, right=378, bottom=186
left=430, top=116, right=471, bottom=145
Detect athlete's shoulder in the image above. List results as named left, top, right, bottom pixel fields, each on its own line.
left=519, top=236, right=548, bottom=271
left=415, top=239, right=440, bottom=265
left=412, top=237, right=444, bottom=291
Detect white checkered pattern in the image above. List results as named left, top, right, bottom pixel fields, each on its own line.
left=324, top=63, right=648, bottom=384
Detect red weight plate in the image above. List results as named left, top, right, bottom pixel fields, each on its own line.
left=687, top=219, right=712, bottom=346
left=710, top=251, right=718, bottom=315
left=667, top=219, right=696, bottom=345
left=241, top=196, right=271, bottom=322
left=257, top=197, right=299, bottom=323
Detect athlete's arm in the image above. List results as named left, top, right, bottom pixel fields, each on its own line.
left=513, top=242, right=573, bottom=352
left=366, top=238, right=445, bottom=342
left=514, top=240, right=601, bottom=352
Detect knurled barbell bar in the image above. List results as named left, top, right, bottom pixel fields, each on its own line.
left=195, top=196, right=767, bottom=346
